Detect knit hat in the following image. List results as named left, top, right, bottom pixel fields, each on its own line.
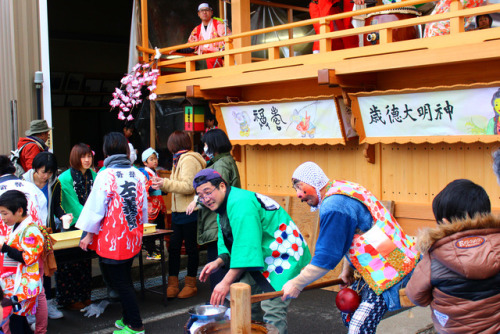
left=198, top=3, right=212, bottom=11
left=292, top=162, right=329, bottom=212
left=193, top=169, right=223, bottom=189
left=25, top=120, right=52, bottom=136
left=142, top=148, right=158, bottom=162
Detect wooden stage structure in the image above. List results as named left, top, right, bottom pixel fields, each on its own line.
left=137, top=0, right=500, bottom=283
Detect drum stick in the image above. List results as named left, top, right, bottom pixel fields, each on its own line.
left=250, top=278, right=344, bottom=304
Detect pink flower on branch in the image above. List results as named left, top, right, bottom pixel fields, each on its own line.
left=109, top=56, right=161, bottom=120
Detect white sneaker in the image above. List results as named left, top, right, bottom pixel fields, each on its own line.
left=26, top=314, right=36, bottom=324
left=47, top=299, right=64, bottom=319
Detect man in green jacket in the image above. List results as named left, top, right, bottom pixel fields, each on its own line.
left=191, top=129, right=241, bottom=290
left=195, top=169, right=311, bottom=334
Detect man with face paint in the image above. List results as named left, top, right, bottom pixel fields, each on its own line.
left=282, top=162, right=419, bottom=334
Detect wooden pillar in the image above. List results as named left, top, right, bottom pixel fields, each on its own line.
left=150, top=100, right=156, bottom=149
left=141, top=0, right=149, bottom=60
left=288, top=8, right=294, bottom=57
left=231, top=0, right=251, bottom=65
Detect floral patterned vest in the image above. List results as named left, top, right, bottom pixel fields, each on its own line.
left=324, top=180, right=419, bottom=295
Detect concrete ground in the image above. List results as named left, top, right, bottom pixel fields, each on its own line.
left=47, top=250, right=435, bottom=333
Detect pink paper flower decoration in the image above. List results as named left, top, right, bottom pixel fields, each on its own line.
left=109, top=57, right=161, bottom=120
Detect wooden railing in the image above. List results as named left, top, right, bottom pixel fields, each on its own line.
left=137, top=0, right=500, bottom=87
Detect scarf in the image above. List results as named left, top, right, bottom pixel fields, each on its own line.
left=172, top=150, right=189, bottom=168
left=292, top=161, right=329, bottom=212
left=70, top=168, right=94, bottom=206
left=103, top=154, right=132, bottom=168
left=200, top=19, right=214, bottom=53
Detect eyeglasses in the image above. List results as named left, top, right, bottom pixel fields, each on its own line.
left=197, top=187, right=217, bottom=202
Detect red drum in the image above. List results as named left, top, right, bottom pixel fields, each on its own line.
left=364, top=7, right=421, bottom=45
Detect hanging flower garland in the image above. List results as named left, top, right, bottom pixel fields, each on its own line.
left=109, top=48, right=162, bottom=121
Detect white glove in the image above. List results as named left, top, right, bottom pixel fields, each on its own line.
left=80, top=300, right=110, bottom=318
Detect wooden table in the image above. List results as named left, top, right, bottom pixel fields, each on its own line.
left=51, top=226, right=173, bottom=306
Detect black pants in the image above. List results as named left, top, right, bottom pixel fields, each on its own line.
left=206, top=241, right=228, bottom=291
left=43, top=275, right=52, bottom=300
left=101, top=258, right=143, bottom=329
left=169, top=214, right=199, bottom=277
left=9, top=314, right=32, bottom=334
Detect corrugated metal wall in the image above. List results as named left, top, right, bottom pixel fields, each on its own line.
left=0, top=0, right=41, bottom=155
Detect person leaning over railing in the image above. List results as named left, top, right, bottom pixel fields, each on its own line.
left=179, top=3, right=231, bottom=69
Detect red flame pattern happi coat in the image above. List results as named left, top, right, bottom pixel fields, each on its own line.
left=77, top=168, right=147, bottom=260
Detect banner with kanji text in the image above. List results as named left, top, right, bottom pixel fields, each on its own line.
left=356, top=87, right=500, bottom=140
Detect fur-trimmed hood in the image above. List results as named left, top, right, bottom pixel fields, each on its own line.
left=417, top=214, right=500, bottom=280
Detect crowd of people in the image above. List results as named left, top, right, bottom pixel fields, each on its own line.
left=0, top=112, right=499, bottom=334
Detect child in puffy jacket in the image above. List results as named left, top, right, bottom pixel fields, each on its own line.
left=405, top=179, right=500, bottom=334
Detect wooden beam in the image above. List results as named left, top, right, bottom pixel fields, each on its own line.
left=318, top=69, right=377, bottom=89
left=335, top=39, right=500, bottom=75
left=318, top=69, right=336, bottom=86
left=243, top=79, right=338, bottom=100
left=186, top=85, right=242, bottom=101
left=251, top=0, right=309, bottom=12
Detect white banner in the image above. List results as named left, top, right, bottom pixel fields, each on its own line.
left=358, top=87, right=500, bottom=137
left=221, top=99, right=344, bottom=140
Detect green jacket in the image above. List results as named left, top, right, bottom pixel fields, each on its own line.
left=197, top=152, right=240, bottom=245
left=217, top=187, right=311, bottom=291
left=59, top=168, right=97, bottom=226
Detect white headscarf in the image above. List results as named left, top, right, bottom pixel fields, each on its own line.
left=292, top=162, right=329, bottom=212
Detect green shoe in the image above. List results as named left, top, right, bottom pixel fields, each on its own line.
left=115, top=318, right=126, bottom=330
left=113, top=325, right=145, bottom=334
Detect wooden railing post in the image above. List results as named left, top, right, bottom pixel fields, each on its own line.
left=318, top=18, right=332, bottom=53
left=185, top=61, right=196, bottom=72
left=268, top=46, right=280, bottom=60
left=224, top=37, right=235, bottom=66
left=379, top=28, right=393, bottom=44
left=449, top=0, right=464, bottom=34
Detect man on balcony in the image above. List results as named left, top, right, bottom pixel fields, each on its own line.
left=187, top=3, right=231, bottom=69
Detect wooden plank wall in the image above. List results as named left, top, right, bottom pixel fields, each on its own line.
left=243, top=140, right=500, bottom=237
left=242, top=141, right=500, bottom=290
